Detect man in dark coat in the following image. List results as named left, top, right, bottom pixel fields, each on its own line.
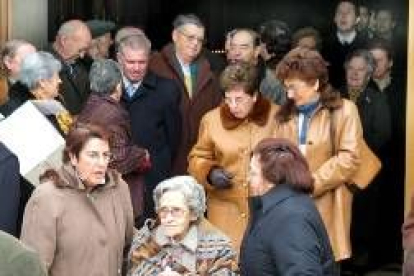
left=49, top=19, right=92, bottom=115
left=117, top=33, right=181, bottom=222
left=322, top=0, right=367, bottom=89
left=149, top=14, right=222, bottom=175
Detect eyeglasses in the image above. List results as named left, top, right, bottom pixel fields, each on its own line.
left=178, top=30, right=205, bottom=45
left=85, top=151, right=112, bottom=163
left=157, top=206, right=188, bottom=218
left=224, top=96, right=250, bottom=106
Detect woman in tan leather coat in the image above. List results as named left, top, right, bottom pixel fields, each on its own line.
left=188, top=62, right=278, bottom=253
left=273, top=48, right=363, bottom=261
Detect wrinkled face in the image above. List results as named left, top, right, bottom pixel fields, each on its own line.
left=88, top=33, right=113, bottom=59
left=224, top=86, right=257, bottom=119
left=296, top=36, right=317, bottom=50
left=248, top=155, right=271, bottom=197
left=4, top=44, right=36, bottom=79
left=284, top=78, right=319, bottom=106
left=70, top=137, right=111, bottom=188
left=117, top=47, right=149, bottom=83
left=370, top=48, right=392, bottom=80
left=227, top=31, right=259, bottom=64
left=346, top=56, right=370, bottom=89
left=37, top=72, right=62, bottom=99
left=62, top=28, right=92, bottom=63
left=334, top=2, right=357, bottom=33
left=172, top=24, right=205, bottom=64
left=376, top=10, right=395, bottom=36
left=158, top=190, right=195, bottom=240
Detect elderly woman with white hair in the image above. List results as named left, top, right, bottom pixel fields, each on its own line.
left=19, top=51, right=72, bottom=134
left=128, top=175, right=239, bottom=276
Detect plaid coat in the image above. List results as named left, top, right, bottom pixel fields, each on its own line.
left=128, top=219, right=239, bottom=276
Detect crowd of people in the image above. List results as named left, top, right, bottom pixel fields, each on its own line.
left=0, top=0, right=408, bottom=274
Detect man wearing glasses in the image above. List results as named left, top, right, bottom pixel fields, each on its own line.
left=149, top=14, right=222, bottom=176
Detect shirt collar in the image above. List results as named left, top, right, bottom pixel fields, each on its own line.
left=259, top=184, right=298, bottom=214
left=374, top=74, right=392, bottom=92
left=122, top=76, right=141, bottom=90
left=336, top=30, right=357, bottom=44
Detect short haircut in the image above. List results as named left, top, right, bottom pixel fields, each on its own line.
left=252, top=138, right=314, bottom=194
left=344, top=49, right=375, bottom=77
left=114, top=27, right=144, bottom=45
left=292, top=26, right=322, bottom=51
left=19, top=51, right=62, bottom=90
left=367, top=38, right=394, bottom=61
left=1, top=39, right=31, bottom=61
left=259, top=20, right=292, bottom=66
left=172, top=14, right=204, bottom=30
left=63, top=123, right=110, bottom=164
left=153, top=175, right=206, bottom=221
left=89, top=59, right=122, bottom=96
left=117, top=33, right=151, bottom=55
left=230, top=28, right=261, bottom=47
left=220, top=62, right=259, bottom=96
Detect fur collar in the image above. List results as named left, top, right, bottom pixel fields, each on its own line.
left=220, top=94, right=271, bottom=130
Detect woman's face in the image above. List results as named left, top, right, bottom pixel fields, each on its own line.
left=158, top=190, right=195, bottom=241
left=70, top=137, right=111, bottom=188
left=37, top=72, right=62, bottom=99
left=284, top=77, right=319, bottom=106
left=224, top=86, right=257, bottom=119
left=248, top=155, right=273, bottom=196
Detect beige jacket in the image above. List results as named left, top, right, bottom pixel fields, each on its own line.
left=20, top=164, right=134, bottom=276
left=273, top=99, right=363, bottom=260
left=188, top=96, right=278, bottom=252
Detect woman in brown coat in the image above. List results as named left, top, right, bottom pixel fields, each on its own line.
left=20, top=123, right=134, bottom=276
left=273, top=48, right=363, bottom=261
left=188, top=62, right=278, bottom=252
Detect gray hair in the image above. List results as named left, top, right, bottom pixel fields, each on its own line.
left=344, top=49, right=376, bottom=77
left=89, top=59, right=122, bottom=96
left=117, top=33, right=151, bottom=55
left=19, top=51, right=62, bottom=90
left=173, top=14, right=204, bottom=30
left=153, top=176, right=206, bottom=220
left=1, top=39, right=30, bottom=60
left=115, top=26, right=144, bottom=45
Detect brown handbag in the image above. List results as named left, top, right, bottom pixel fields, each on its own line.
left=330, top=109, right=381, bottom=190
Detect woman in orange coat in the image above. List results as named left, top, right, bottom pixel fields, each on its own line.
left=272, top=48, right=363, bottom=261
left=188, top=62, right=278, bottom=252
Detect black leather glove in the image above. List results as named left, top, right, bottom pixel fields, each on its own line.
left=207, top=167, right=233, bottom=189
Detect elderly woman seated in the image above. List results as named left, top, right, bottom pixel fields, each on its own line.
left=128, top=175, right=239, bottom=275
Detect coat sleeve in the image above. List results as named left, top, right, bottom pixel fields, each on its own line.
left=268, top=216, right=328, bottom=276
left=20, top=185, right=58, bottom=271
left=109, top=125, right=149, bottom=175
left=164, top=81, right=182, bottom=162
left=312, top=102, right=363, bottom=197
left=187, top=114, right=218, bottom=189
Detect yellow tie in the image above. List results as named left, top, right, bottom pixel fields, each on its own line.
left=184, top=72, right=193, bottom=98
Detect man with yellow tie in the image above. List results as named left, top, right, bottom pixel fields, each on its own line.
left=150, top=14, right=222, bottom=175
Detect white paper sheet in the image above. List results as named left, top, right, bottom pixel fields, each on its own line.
left=0, top=101, right=65, bottom=185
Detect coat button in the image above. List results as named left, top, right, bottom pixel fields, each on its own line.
left=241, top=213, right=247, bottom=218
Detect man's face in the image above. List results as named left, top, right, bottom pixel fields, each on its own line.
left=117, top=47, right=149, bottom=83
left=346, top=56, right=370, bottom=89
left=5, top=44, right=36, bottom=78
left=358, top=6, right=370, bottom=29
left=227, top=31, right=259, bottom=65
left=376, top=10, right=395, bottom=36
left=370, top=48, right=393, bottom=80
left=88, top=33, right=113, bottom=59
left=63, top=28, right=92, bottom=63
left=172, top=23, right=205, bottom=64
left=334, top=1, right=358, bottom=33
